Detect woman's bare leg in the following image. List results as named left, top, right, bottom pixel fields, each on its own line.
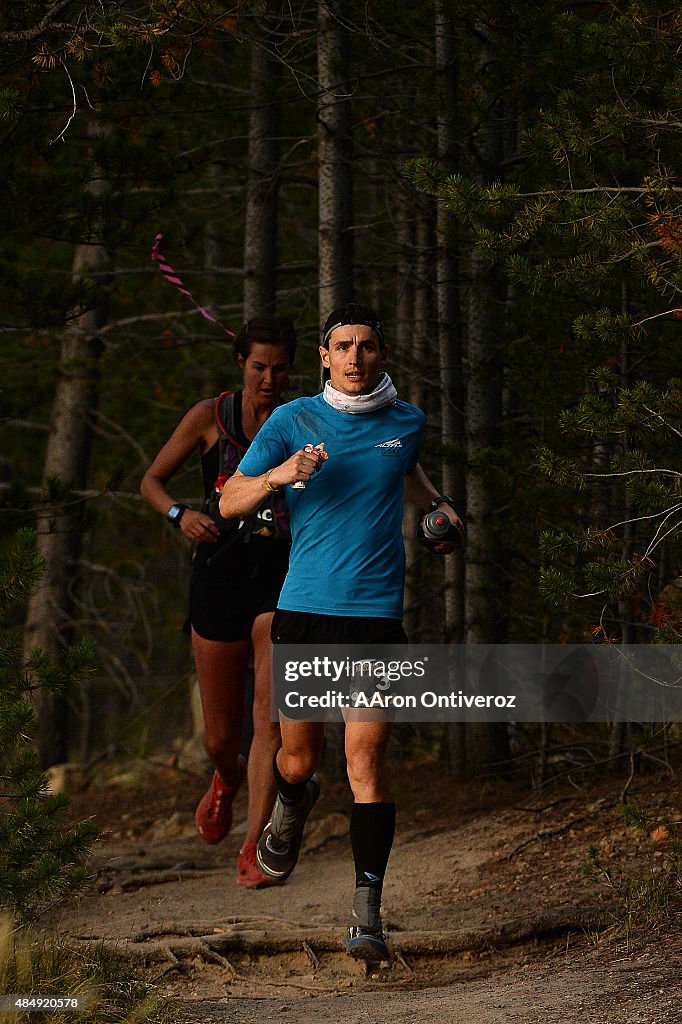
left=191, top=627, right=250, bottom=784
left=245, top=612, right=281, bottom=843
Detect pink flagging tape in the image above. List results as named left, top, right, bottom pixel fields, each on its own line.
left=151, top=233, right=237, bottom=339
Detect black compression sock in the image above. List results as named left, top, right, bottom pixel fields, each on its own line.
left=349, top=801, right=396, bottom=888
left=273, top=752, right=309, bottom=804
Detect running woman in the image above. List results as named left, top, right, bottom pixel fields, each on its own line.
left=141, top=315, right=296, bottom=889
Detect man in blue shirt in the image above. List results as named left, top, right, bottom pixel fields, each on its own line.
left=220, top=304, right=462, bottom=962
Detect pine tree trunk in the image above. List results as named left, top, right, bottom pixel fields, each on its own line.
left=407, top=208, right=434, bottom=637
left=465, top=258, right=502, bottom=644
left=461, top=17, right=510, bottom=777
left=435, top=2, right=467, bottom=773
left=243, top=42, right=281, bottom=318
left=23, top=148, right=109, bottom=767
left=435, top=1, right=465, bottom=646
left=396, top=188, right=420, bottom=638
left=610, top=280, right=638, bottom=764
left=317, top=0, right=353, bottom=326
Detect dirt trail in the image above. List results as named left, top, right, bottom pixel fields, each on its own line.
left=60, top=760, right=681, bottom=1023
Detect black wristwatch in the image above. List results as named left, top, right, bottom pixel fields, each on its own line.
left=429, top=494, right=456, bottom=513
left=166, top=503, right=189, bottom=528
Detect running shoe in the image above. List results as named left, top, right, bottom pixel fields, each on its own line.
left=345, top=882, right=389, bottom=961
left=256, top=775, right=320, bottom=881
left=195, top=755, right=246, bottom=844
left=237, top=841, right=280, bottom=889
left=344, top=924, right=389, bottom=962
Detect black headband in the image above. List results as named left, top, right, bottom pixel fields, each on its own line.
left=322, top=306, right=385, bottom=348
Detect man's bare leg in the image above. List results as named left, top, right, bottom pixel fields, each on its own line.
left=345, top=719, right=394, bottom=961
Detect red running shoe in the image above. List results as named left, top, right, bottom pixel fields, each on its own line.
left=195, top=755, right=246, bottom=844
left=237, top=841, right=281, bottom=889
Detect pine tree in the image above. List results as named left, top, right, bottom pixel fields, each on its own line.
left=409, top=1, right=682, bottom=646
left=0, top=530, right=98, bottom=924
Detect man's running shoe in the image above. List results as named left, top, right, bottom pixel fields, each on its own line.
left=237, top=841, right=280, bottom=889
left=345, top=882, right=389, bottom=961
left=256, top=775, right=320, bottom=881
left=344, top=924, right=389, bottom=962
left=195, top=755, right=246, bottom=844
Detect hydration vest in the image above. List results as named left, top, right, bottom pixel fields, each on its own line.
left=205, top=391, right=290, bottom=543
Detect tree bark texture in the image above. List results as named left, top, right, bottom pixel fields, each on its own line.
left=317, top=0, right=353, bottom=326
left=435, top=1, right=465, bottom=645
left=464, top=21, right=505, bottom=648
left=396, top=190, right=420, bottom=639
left=23, top=138, right=110, bottom=767
left=243, top=43, right=281, bottom=318
left=461, top=16, right=510, bottom=776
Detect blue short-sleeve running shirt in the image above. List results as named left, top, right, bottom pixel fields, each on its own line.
left=238, top=393, right=426, bottom=619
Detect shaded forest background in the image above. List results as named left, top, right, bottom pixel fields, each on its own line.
left=1, top=1, right=680, bottom=779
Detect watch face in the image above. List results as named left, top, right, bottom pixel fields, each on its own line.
left=167, top=504, right=185, bottom=525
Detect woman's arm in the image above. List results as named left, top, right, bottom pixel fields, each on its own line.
left=140, top=400, right=221, bottom=543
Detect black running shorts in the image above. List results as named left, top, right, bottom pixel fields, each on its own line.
left=270, top=608, right=408, bottom=646
left=270, top=610, right=408, bottom=713
left=187, top=537, right=289, bottom=643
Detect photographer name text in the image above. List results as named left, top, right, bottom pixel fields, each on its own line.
left=283, top=690, right=517, bottom=710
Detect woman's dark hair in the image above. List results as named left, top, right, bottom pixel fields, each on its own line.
left=233, top=315, right=297, bottom=364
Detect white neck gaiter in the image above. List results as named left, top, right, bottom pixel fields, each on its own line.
left=322, top=372, right=398, bottom=414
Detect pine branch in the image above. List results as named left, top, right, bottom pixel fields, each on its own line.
left=0, top=1, right=76, bottom=45
left=0, top=532, right=99, bottom=922
left=583, top=468, right=681, bottom=480
left=641, top=405, right=682, bottom=441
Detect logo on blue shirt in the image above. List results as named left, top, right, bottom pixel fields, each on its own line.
left=375, top=437, right=403, bottom=456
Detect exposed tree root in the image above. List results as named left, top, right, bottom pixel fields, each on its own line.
left=98, top=865, right=222, bottom=893
left=506, top=816, right=591, bottom=858
left=69, top=904, right=607, bottom=968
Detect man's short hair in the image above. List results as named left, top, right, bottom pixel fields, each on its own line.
left=321, top=304, right=385, bottom=349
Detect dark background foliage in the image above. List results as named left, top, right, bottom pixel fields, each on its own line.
left=1, top=1, right=679, bottom=775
